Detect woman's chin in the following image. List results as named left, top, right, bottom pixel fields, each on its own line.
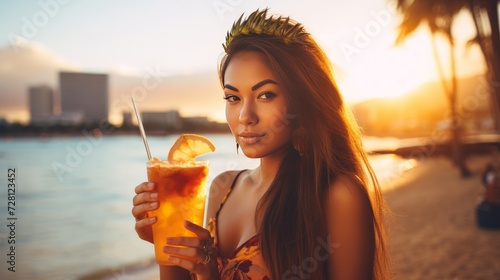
left=239, top=145, right=264, bottom=159
left=240, top=150, right=260, bottom=159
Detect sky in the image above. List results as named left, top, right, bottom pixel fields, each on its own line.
left=0, top=0, right=486, bottom=123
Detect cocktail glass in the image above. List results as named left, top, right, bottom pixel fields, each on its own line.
left=147, top=159, right=209, bottom=265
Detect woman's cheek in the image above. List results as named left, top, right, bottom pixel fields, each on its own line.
left=226, top=109, right=239, bottom=134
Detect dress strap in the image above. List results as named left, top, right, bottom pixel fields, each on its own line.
left=230, top=170, right=247, bottom=190
left=215, top=169, right=247, bottom=217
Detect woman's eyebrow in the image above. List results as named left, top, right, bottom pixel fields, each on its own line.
left=251, top=79, right=277, bottom=91
left=223, top=84, right=239, bottom=92
left=224, top=79, right=278, bottom=93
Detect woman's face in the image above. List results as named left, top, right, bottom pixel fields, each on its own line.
left=223, top=51, right=294, bottom=159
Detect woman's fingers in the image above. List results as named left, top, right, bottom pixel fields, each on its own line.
left=163, top=222, right=217, bottom=279
left=164, top=244, right=202, bottom=260
left=134, top=182, right=155, bottom=194
left=132, top=182, right=157, bottom=244
left=132, top=191, right=158, bottom=206
left=166, top=236, right=202, bottom=248
left=163, top=223, right=212, bottom=262
left=131, top=182, right=158, bottom=220
left=135, top=216, right=157, bottom=229
left=131, top=201, right=158, bottom=219
left=163, top=243, right=214, bottom=279
left=183, top=220, right=211, bottom=240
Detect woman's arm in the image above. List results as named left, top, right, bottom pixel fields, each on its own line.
left=325, top=176, right=375, bottom=280
left=159, top=265, right=191, bottom=280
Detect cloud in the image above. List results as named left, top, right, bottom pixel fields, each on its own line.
left=0, top=41, right=225, bottom=123
left=0, top=41, right=78, bottom=113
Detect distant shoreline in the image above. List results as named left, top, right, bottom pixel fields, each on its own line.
left=0, top=130, right=232, bottom=139
left=0, top=127, right=232, bottom=139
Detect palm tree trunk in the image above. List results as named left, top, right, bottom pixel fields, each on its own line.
left=429, top=26, right=471, bottom=177
left=469, top=0, right=500, bottom=132
left=486, top=0, right=500, bottom=76
left=485, top=0, right=500, bottom=132
left=449, top=37, right=471, bottom=177
left=430, top=33, right=451, bottom=96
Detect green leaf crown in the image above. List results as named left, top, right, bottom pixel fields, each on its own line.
left=223, top=9, right=308, bottom=52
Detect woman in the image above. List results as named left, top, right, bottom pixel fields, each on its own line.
left=132, top=9, right=389, bottom=280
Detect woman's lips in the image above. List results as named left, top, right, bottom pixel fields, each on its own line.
left=238, top=132, right=265, bottom=145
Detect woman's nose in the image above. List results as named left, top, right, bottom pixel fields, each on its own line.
left=239, top=101, right=258, bottom=125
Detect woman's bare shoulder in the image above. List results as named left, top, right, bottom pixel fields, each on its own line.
left=206, top=170, right=246, bottom=221
left=210, top=170, right=244, bottom=196
left=327, top=175, right=369, bottom=205
left=325, top=175, right=373, bottom=233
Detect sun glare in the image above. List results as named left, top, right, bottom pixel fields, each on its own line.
left=338, top=27, right=463, bottom=103
left=338, top=10, right=486, bottom=105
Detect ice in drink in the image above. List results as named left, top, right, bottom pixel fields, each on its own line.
left=147, top=158, right=209, bottom=265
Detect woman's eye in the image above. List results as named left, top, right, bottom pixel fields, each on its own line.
left=223, top=95, right=240, bottom=102
left=258, top=91, right=277, bottom=100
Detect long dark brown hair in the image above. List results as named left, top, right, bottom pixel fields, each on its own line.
left=219, top=14, right=389, bottom=280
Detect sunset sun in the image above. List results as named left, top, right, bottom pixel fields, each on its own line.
left=335, top=29, right=439, bottom=103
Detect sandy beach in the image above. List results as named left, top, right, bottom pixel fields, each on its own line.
left=385, top=155, right=500, bottom=280
left=85, top=155, right=500, bottom=280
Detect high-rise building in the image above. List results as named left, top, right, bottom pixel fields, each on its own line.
left=122, top=112, right=133, bottom=127
left=29, top=85, right=54, bottom=124
left=142, top=110, right=182, bottom=129
left=59, top=71, right=108, bottom=124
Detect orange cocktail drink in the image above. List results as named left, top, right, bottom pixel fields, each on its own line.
left=147, top=158, right=209, bottom=265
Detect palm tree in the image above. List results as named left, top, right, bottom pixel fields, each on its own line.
left=467, top=0, right=500, bottom=132
left=394, top=0, right=471, bottom=177
left=395, top=0, right=500, bottom=130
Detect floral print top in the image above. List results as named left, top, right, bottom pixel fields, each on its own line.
left=207, top=218, right=270, bottom=280
left=208, top=170, right=271, bottom=280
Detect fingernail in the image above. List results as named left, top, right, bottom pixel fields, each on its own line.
left=147, top=182, right=154, bottom=189
left=166, top=237, right=174, bottom=244
left=167, top=256, right=179, bottom=263
left=149, top=216, right=156, bottom=223
left=184, top=220, right=194, bottom=228
left=149, top=202, right=158, bottom=208
left=163, top=246, right=172, bottom=253
left=150, top=192, right=158, bottom=199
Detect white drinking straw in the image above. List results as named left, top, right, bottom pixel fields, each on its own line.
left=131, top=96, right=152, bottom=160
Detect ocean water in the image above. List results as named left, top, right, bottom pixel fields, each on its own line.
left=0, top=134, right=411, bottom=280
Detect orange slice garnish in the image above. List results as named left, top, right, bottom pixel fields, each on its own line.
left=167, top=134, right=216, bottom=161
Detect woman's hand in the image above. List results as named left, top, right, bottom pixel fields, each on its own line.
left=132, top=182, right=159, bottom=243
left=164, top=220, right=220, bottom=280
